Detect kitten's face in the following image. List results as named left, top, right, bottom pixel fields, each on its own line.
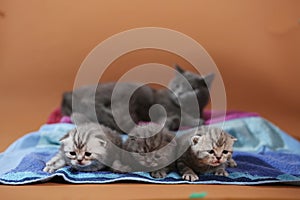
left=130, top=150, right=170, bottom=168
left=125, top=123, right=176, bottom=169
left=168, top=65, right=214, bottom=109
left=60, top=125, right=108, bottom=170
left=190, top=127, right=236, bottom=167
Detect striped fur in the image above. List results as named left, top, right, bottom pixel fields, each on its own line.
left=43, top=123, right=122, bottom=173
left=112, top=123, right=176, bottom=178
left=176, top=126, right=237, bottom=182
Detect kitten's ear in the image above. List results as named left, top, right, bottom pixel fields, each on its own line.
left=191, top=135, right=201, bottom=146
left=202, top=73, right=215, bottom=89
left=96, top=136, right=107, bottom=147
left=59, top=133, right=70, bottom=142
left=225, top=132, right=238, bottom=142
left=98, top=139, right=107, bottom=147
left=231, top=136, right=238, bottom=142
left=94, top=134, right=108, bottom=147
left=59, top=129, right=75, bottom=142
left=174, top=64, right=185, bottom=74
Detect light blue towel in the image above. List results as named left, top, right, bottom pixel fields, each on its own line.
left=0, top=116, right=300, bottom=185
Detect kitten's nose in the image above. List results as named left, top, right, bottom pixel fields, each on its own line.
left=216, top=156, right=221, bottom=160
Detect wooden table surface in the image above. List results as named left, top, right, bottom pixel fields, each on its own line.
left=1, top=183, right=300, bottom=200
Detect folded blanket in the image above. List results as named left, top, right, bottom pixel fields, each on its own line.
left=1, top=115, right=300, bottom=185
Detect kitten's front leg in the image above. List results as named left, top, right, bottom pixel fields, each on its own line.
left=177, top=160, right=199, bottom=182
left=227, top=157, right=237, bottom=168
left=150, top=168, right=168, bottom=178
left=214, top=167, right=229, bottom=176
left=182, top=170, right=199, bottom=182
left=111, top=160, right=132, bottom=173
left=43, top=153, right=66, bottom=173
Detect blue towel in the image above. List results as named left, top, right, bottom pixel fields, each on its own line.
left=0, top=116, right=300, bottom=185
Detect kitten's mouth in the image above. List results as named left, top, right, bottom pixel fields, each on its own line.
left=73, top=160, right=91, bottom=166
left=210, top=161, right=221, bottom=167
left=77, top=162, right=87, bottom=166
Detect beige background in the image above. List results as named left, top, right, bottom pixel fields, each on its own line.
left=1, top=1, right=300, bottom=199
left=1, top=0, right=300, bottom=150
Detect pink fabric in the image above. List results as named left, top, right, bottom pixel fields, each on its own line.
left=46, top=108, right=259, bottom=125
left=46, top=107, right=71, bottom=124
left=203, top=110, right=259, bottom=125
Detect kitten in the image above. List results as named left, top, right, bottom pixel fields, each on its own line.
left=112, top=123, right=176, bottom=178
left=61, top=65, right=214, bottom=132
left=152, top=65, right=214, bottom=130
left=61, top=82, right=154, bottom=133
left=176, top=126, right=237, bottom=181
left=43, top=123, right=122, bottom=173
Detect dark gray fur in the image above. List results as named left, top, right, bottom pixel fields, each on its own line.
left=61, top=82, right=154, bottom=133
left=61, top=65, right=214, bottom=131
left=153, top=64, right=214, bottom=130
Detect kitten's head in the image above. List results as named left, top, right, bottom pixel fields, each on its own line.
left=125, top=123, right=176, bottom=169
left=190, top=126, right=236, bottom=167
left=60, top=124, right=110, bottom=171
left=168, top=64, right=214, bottom=111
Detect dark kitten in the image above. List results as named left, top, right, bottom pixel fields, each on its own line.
left=112, top=123, right=176, bottom=178
left=61, top=82, right=154, bottom=133
left=152, top=65, right=214, bottom=130
left=176, top=126, right=237, bottom=181
left=61, top=65, right=214, bottom=131
left=43, top=123, right=122, bottom=172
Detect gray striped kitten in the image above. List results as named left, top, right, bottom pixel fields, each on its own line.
left=176, top=126, right=237, bottom=181
left=112, top=123, right=176, bottom=178
left=43, top=123, right=122, bottom=173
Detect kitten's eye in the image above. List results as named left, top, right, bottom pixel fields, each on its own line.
left=208, top=150, right=215, bottom=154
left=69, top=152, right=76, bottom=156
left=222, top=150, right=229, bottom=154
left=85, top=152, right=92, bottom=157
left=154, top=154, right=161, bottom=159
left=139, top=153, right=146, bottom=156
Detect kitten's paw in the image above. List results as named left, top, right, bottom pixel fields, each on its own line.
left=111, top=160, right=132, bottom=173
left=215, top=168, right=229, bottom=176
left=43, top=164, right=57, bottom=173
left=228, top=159, right=237, bottom=168
left=151, top=170, right=167, bottom=178
left=43, top=155, right=66, bottom=173
left=182, top=173, right=199, bottom=182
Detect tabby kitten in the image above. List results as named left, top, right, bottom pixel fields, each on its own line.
left=152, top=65, right=214, bottom=130
left=43, top=123, right=122, bottom=173
left=112, top=123, right=176, bottom=178
left=176, top=126, right=237, bottom=181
